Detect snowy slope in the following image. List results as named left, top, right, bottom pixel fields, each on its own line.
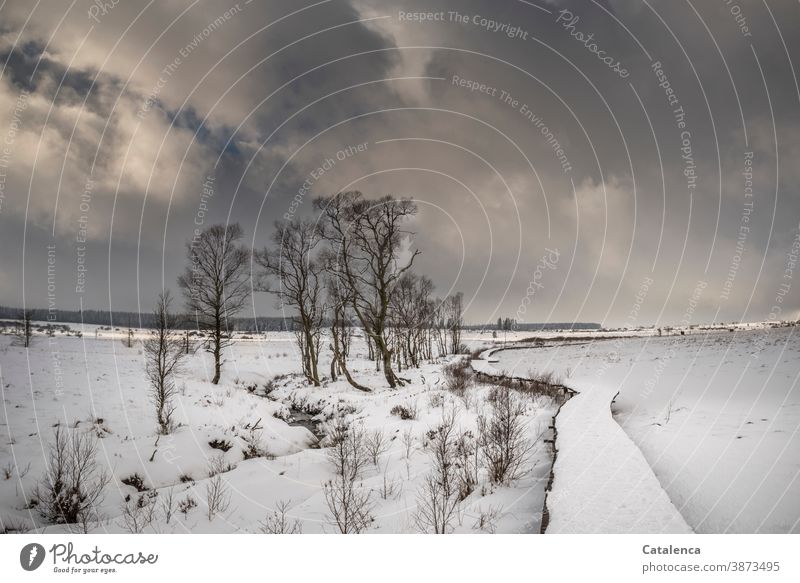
left=545, top=382, right=691, bottom=533
left=494, top=326, right=800, bottom=533
left=0, top=325, right=557, bottom=534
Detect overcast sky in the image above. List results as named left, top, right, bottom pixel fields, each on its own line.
left=1, top=0, right=799, bottom=326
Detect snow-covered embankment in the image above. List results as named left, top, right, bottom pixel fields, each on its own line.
left=544, top=382, right=692, bottom=533
left=478, top=345, right=692, bottom=534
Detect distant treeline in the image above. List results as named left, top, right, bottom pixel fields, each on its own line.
left=0, top=306, right=600, bottom=333
left=464, top=322, right=601, bottom=331
left=0, top=305, right=295, bottom=332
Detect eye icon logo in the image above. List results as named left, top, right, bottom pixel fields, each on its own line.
left=20, top=543, right=46, bottom=571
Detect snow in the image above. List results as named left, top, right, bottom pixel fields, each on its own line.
left=6, top=320, right=793, bottom=534
left=0, top=323, right=558, bottom=534
left=544, top=381, right=691, bottom=533
left=493, top=325, right=800, bottom=533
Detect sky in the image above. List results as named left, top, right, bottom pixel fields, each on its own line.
left=1, top=0, right=799, bottom=327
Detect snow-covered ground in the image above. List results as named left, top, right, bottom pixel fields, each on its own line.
left=493, top=325, right=800, bottom=533
left=543, top=381, right=691, bottom=534
left=0, top=323, right=557, bottom=534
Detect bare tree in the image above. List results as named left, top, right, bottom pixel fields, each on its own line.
left=414, top=410, right=461, bottom=534
left=478, top=387, right=537, bottom=484
left=178, top=223, right=250, bottom=384
left=390, top=273, right=436, bottom=368
left=206, top=473, right=231, bottom=521
left=143, top=291, right=185, bottom=434
left=161, top=486, right=176, bottom=525
left=15, top=309, right=33, bottom=348
left=322, top=416, right=372, bottom=533
left=120, top=492, right=158, bottom=533
left=36, top=426, right=110, bottom=531
left=445, top=292, right=464, bottom=355
left=327, top=280, right=368, bottom=391
left=365, top=429, right=389, bottom=466
left=259, top=499, right=302, bottom=534
left=315, top=191, right=420, bottom=388
left=255, top=220, right=325, bottom=386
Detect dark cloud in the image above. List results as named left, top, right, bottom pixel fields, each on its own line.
left=1, top=0, right=799, bottom=326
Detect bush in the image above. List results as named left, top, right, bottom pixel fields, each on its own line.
left=322, top=417, right=372, bottom=534
left=121, top=473, right=148, bottom=492
left=427, top=391, right=445, bottom=409
left=414, top=410, right=461, bottom=534
left=206, top=472, right=231, bottom=521
left=263, top=379, right=278, bottom=398
left=390, top=402, right=417, bottom=420
left=365, top=429, right=389, bottom=466
left=120, top=491, right=157, bottom=533
left=178, top=495, right=197, bottom=518
left=35, top=426, right=110, bottom=531
left=259, top=500, right=302, bottom=534
left=241, top=428, right=268, bottom=460
left=478, top=387, right=537, bottom=484
left=207, top=454, right=236, bottom=477
left=443, top=360, right=472, bottom=395
left=454, top=430, right=478, bottom=501
left=208, top=438, right=233, bottom=452
left=0, top=516, right=32, bottom=534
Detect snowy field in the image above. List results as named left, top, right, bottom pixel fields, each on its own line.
left=0, top=323, right=557, bottom=534
left=493, top=325, right=800, bottom=533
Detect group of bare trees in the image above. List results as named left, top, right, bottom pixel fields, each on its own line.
left=259, top=191, right=464, bottom=390
left=256, top=221, right=326, bottom=386
left=134, top=191, right=461, bottom=432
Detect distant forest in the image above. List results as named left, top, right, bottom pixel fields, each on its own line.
left=0, top=305, right=294, bottom=332
left=465, top=322, right=601, bottom=331
left=0, top=305, right=599, bottom=333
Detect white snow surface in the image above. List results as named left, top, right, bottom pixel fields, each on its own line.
left=545, top=382, right=691, bottom=533
left=494, top=325, right=800, bottom=533
left=0, top=324, right=557, bottom=534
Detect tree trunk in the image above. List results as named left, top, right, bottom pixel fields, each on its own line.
left=373, top=333, right=400, bottom=388
left=305, top=327, right=320, bottom=386
left=330, top=351, right=338, bottom=381
left=212, top=329, right=222, bottom=385
left=337, top=351, right=370, bottom=392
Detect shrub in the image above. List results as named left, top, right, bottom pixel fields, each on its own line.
left=322, top=417, right=372, bottom=534
left=453, top=430, right=478, bottom=501
left=161, top=486, right=176, bottom=524
left=35, top=427, right=110, bottom=532
left=259, top=500, right=302, bottom=534
left=427, top=391, right=445, bottom=409
left=120, top=491, right=157, bottom=533
left=442, top=359, right=472, bottom=397
left=208, top=438, right=233, bottom=452
left=120, top=473, right=148, bottom=492
left=263, top=379, right=278, bottom=398
left=414, top=410, right=461, bottom=534
left=0, top=516, right=32, bottom=533
left=241, top=428, right=267, bottom=460
left=472, top=505, right=503, bottom=533
left=178, top=495, right=197, bottom=518
left=205, top=473, right=231, bottom=521
left=390, top=402, right=417, bottom=420
left=478, top=387, right=536, bottom=484
left=365, top=429, right=389, bottom=466
left=207, top=454, right=236, bottom=477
